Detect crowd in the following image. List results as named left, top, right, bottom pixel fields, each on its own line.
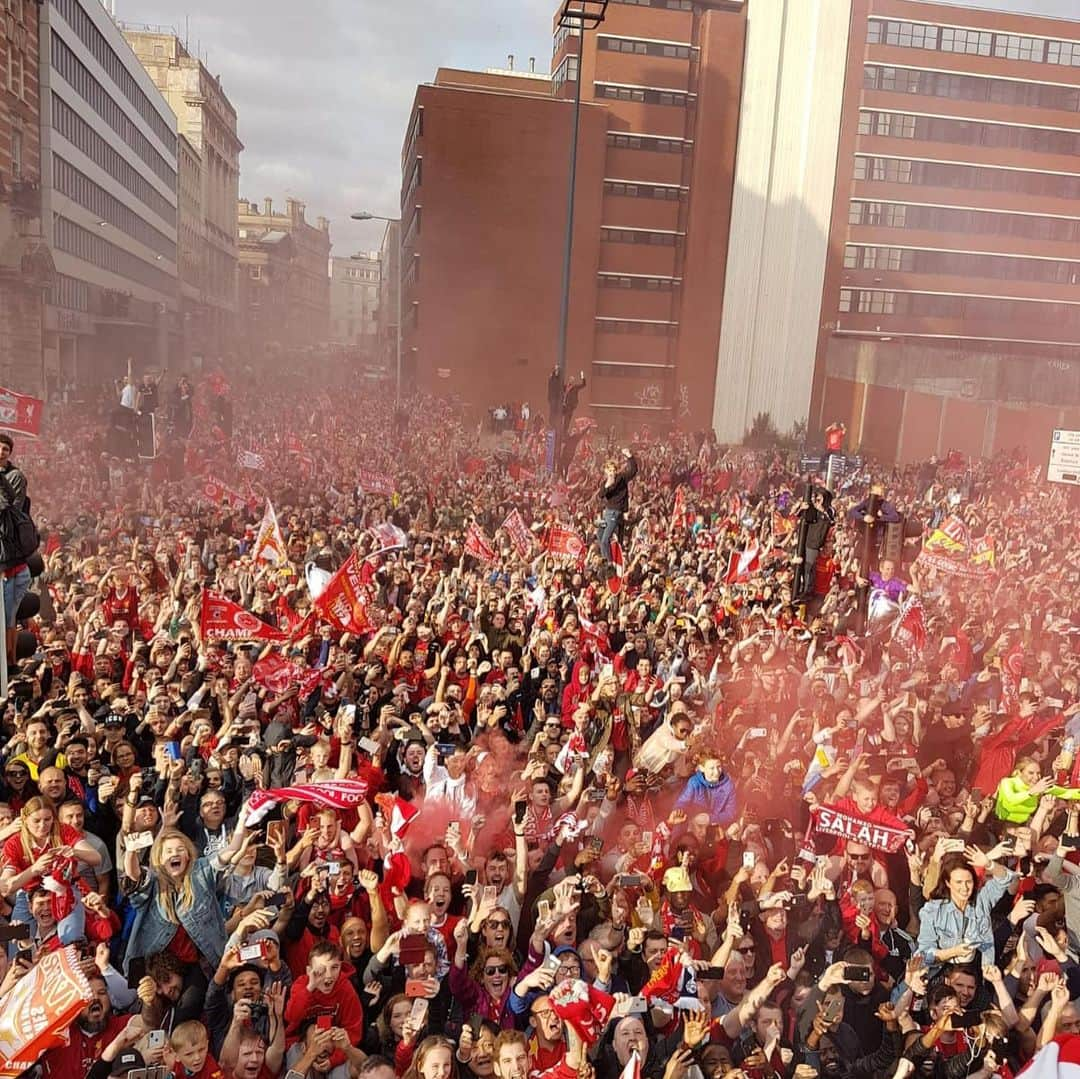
left=0, top=366, right=1075, bottom=1079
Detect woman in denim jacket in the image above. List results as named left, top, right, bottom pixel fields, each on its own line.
left=916, top=844, right=1015, bottom=978
left=122, top=822, right=249, bottom=1019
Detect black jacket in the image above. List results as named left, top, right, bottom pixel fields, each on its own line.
left=598, top=456, right=639, bottom=514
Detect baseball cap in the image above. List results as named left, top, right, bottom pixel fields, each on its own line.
left=110, top=1049, right=144, bottom=1076
left=248, top=928, right=279, bottom=946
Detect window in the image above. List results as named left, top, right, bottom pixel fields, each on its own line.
left=1048, top=41, right=1080, bottom=67
left=595, top=83, right=690, bottom=106
left=54, top=214, right=176, bottom=295
left=599, top=36, right=693, bottom=59
left=609, top=0, right=692, bottom=9
left=7, top=44, right=24, bottom=98
left=598, top=272, right=680, bottom=291
left=869, top=20, right=940, bottom=50
left=858, top=111, right=916, bottom=138
left=838, top=289, right=853, bottom=313
left=600, top=227, right=681, bottom=245
left=607, top=132, right=692, bottom=154
left=49, top=273, right=89, bottom=312
left=994, top=34, right=1045, bottom=62
left=553, top=54, right=579, bottom=93
left=10, top=128, right=21, bottom=180
left=249, top=265, right=261, bottom=280
left=605, top=180, right=684, bottom=200
left=856, top=290, right=896, bottom=314
left=596, top=317, right=678, bottom=336
left=855, top=156, right=913, bottom=183
left=939, top=28, right=992, bottom=56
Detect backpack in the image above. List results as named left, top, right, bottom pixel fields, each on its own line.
left=0, top=471, right=39, bottom=568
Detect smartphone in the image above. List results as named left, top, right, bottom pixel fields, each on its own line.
left=0, top=923, right=31, bottom=943
left=697, top=967, right=727, bottom=980
left=327, top=861, right=341, bottom=877
left=843, top=965, right=872, bottom=983
left=641, top=831, right=654, bottom=849
left=164, top=742, right=181, bottom=762
left=399, top=933, right=427, bottom=966
left=619, top=994, right=648, bottom=1014
left=482, top=885, right=497, bottom=905
left=239, top=942, right=265, bottom=963
left=587, top=836, right=604, bottom=855
left=147, top=1029, right=167, bottom=1051
left=514, top=800, right=528, bottom=825
left=464, top=869, right=478, bottom=888
left=618, top=873, right=648, bottom=888
left=742, top=851, right=756, bottom=869
left=409, top=996, right=429, bottom=1024
left=586, top=788, right=605, bottom=803
left=941, top=838, right=965, bottom=854
left=746, top=727, right=767, bottom=741
left=1001, top=835, right=1017, bottom=851
left=405, top=978, right=429, bottom=998
left=124, top=831, right=154, bottom=852
left=316, top=1013, right=333, bottom=1031
left=537, top=899, right=551, bottom=923
left=358, top=736, right=380, bottom=755
left=541, top=953, right=561, bottom=975
left=1045, top=698, right=1065, bottom=709
left=266, top=820, right=285, bottom=846
left=126, top=955, right=147, bottom=991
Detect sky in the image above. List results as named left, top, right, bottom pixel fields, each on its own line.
left=117, top=0, right=1080, bottom=256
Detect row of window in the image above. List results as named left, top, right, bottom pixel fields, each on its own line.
left=839, top=287, right=1080, bottom=325
left=596, top=317, right=678, bottom=336
left=598, top=36, right=694, bottom=59
left=553, top=54, right=579, bottom=94
left=843, top=243, right=1080, bottom=284
left=51, top=0, right=176, bottom=150
left=610, top=0, right=693, bottom=9
left=864, top=64, right=1080, bottom=114
left=848, top=199, right=1080, bottom=243
left=552, top=23, right=581, bottom=57
left=54, top=213, right=177, bottom=295
left=402, top=108, right=423, bottom=172
left=867, top=18, right=1080, bottom=68
left=6, top=41, right=25, bottom=100
left=52, top=94, right=176, bottom=227
left=604, top=179, right=685, bottom=201
left=52, top=34, right=177, bottom=190
left=54, top=156, right=176, bottom=262
left=601, top=226, right=682, bottom=246
left=48, top=272, right=89, bottom=312
left=595, top=82, right=692, bottom=107
left=606, top=131, right=692, bottom=154
left=858, top=110, right=1080, bottom=158
left=854, top=155, right=1080, bottom=200
left=403, top=158, right=422, bottom=210
left=598, top=273, right=681, bottom=291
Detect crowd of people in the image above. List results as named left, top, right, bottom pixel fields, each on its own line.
left=0, top=366, right=1074, bottom=1079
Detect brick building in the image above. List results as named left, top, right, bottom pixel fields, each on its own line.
left=0, top=0, right=53, bottom=396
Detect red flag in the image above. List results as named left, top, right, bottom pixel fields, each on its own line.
left=201, top=592, right=288, bottom=642
left=1001, top=642, right=1026, bottom=714
left=464, top=522, right=497, bottom=564
left=607, top=535, right=625, bottom=594
left=501, top=509, right=534, bottom=560
left=252, top=651, right=303, bottom=695
left=544, top=525, right=586, bottom=563
left=724, top=543, right=760, bottom=584
left=246, top=779, right=370, bottom=825
left=314, top=552, right=370, bottom=635
left=809, top=803, right=913, bottom=853
left=0, top=385, right=43, bottom=438
left=670, top=486, right=689, bottom=534
left=463, top=456, right=485, bottom=475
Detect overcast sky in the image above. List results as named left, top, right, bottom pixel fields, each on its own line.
left=117, top=0, right=1080, bottom=256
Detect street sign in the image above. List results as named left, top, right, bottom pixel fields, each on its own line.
left=1048, top=429, right=1080, bottom=486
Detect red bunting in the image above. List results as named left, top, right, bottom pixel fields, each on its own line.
left=200, top=592, right=287, bottom=642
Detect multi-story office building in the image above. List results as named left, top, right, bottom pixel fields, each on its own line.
left=398, top=0, right=748, bottom=429
left=377, top=219, right=399, bottom=378
left=39, top=0, right=180, bottom=385
left=813, top=0, right=1080, bottom=462
left=330, top=252, right=380, bottom=352
left=122, top=29, right=242, bottom=366
left=236, top=197, right=331, bottom=362
left=0, top=0, right=53, bottom=395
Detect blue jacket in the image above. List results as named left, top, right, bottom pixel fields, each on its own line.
left=673, top=770, right=737, bottom=825
left=123, top=855, right=228, bottom=972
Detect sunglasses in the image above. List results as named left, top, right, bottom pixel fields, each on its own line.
left=738, top=945, right=756, bottom=954
left=484, top=964, right=509, bottom=976
left=486, top=920, right=511, bottom=929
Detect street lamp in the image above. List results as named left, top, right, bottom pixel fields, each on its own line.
left=352, top=210, right=402, bottom=403
left=553, top=0, right=608, bottom=470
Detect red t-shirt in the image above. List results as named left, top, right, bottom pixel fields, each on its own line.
left=1, top=823, right=83, bottom=890
left=41, top=1015, right=128, bottom=1078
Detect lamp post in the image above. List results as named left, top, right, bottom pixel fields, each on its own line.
left=352, top=211, right=402, bottom=404
left=553, top=0, right=608, bottom=470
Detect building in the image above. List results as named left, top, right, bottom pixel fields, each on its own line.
left=811, top=0, right=1080, bottom=462
left=236, top=197, right=331, bottom=362
left=39, top=0, right=180, bottom=388
left=0, top=0, right=54, bottom=396
left=397, top=0, right=747, bottom=429
left=121, top=28, right=243, bottom=366
left=330, top=251, right=380, bottom=354
left=377, top=218, right=399, bottom=378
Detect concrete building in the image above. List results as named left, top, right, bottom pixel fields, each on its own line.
left=0, top=0, right=54, bottom=396
left=39, top=0, right=180, bottom=387
left=397, top=0, right=747, bottom=428
left=812, top=0, right=1080, bottom=463
left=237, top=197, right=331, bottom=362
left=121, top=28, right=243, bottom=366
left=330, top=251, right=380, bottom=353
left=377, top=218, right=399, bottom=378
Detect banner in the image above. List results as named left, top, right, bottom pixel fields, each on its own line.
left=0, top=386, right=43, bottom=439
left=916, top=515, right=996, bottom=579
left=252, top=651, right=305, bottom=696
left=370, top=522, right=407, bottom=550
left=246, top=778, right=371, bottom=825
left=358, top=468, right=394, bottom=496
left=200, top=476, right=250, bottom=511
left=237, top=449, right=266, bottom=471
left=501, top=509, right=535, bottom=561
left=724, top=543, right=760, bottom=584
left=252, top=500, right=287, bottom=566
left=1001, top=642, right=1026, bottom=714
left=314, top=551, right=370, bottom=634
left=464, top=522, right=497, bottom=564
left=200, top=591, right=287, bottom=642
left=809, top=803, right=912, bottom=853
left=544, top=526, right=586, bottom=563
left=0, top=945, right=94, bottom=1076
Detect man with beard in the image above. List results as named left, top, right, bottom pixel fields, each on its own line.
left=41, top=972, right=128, bottom=1077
